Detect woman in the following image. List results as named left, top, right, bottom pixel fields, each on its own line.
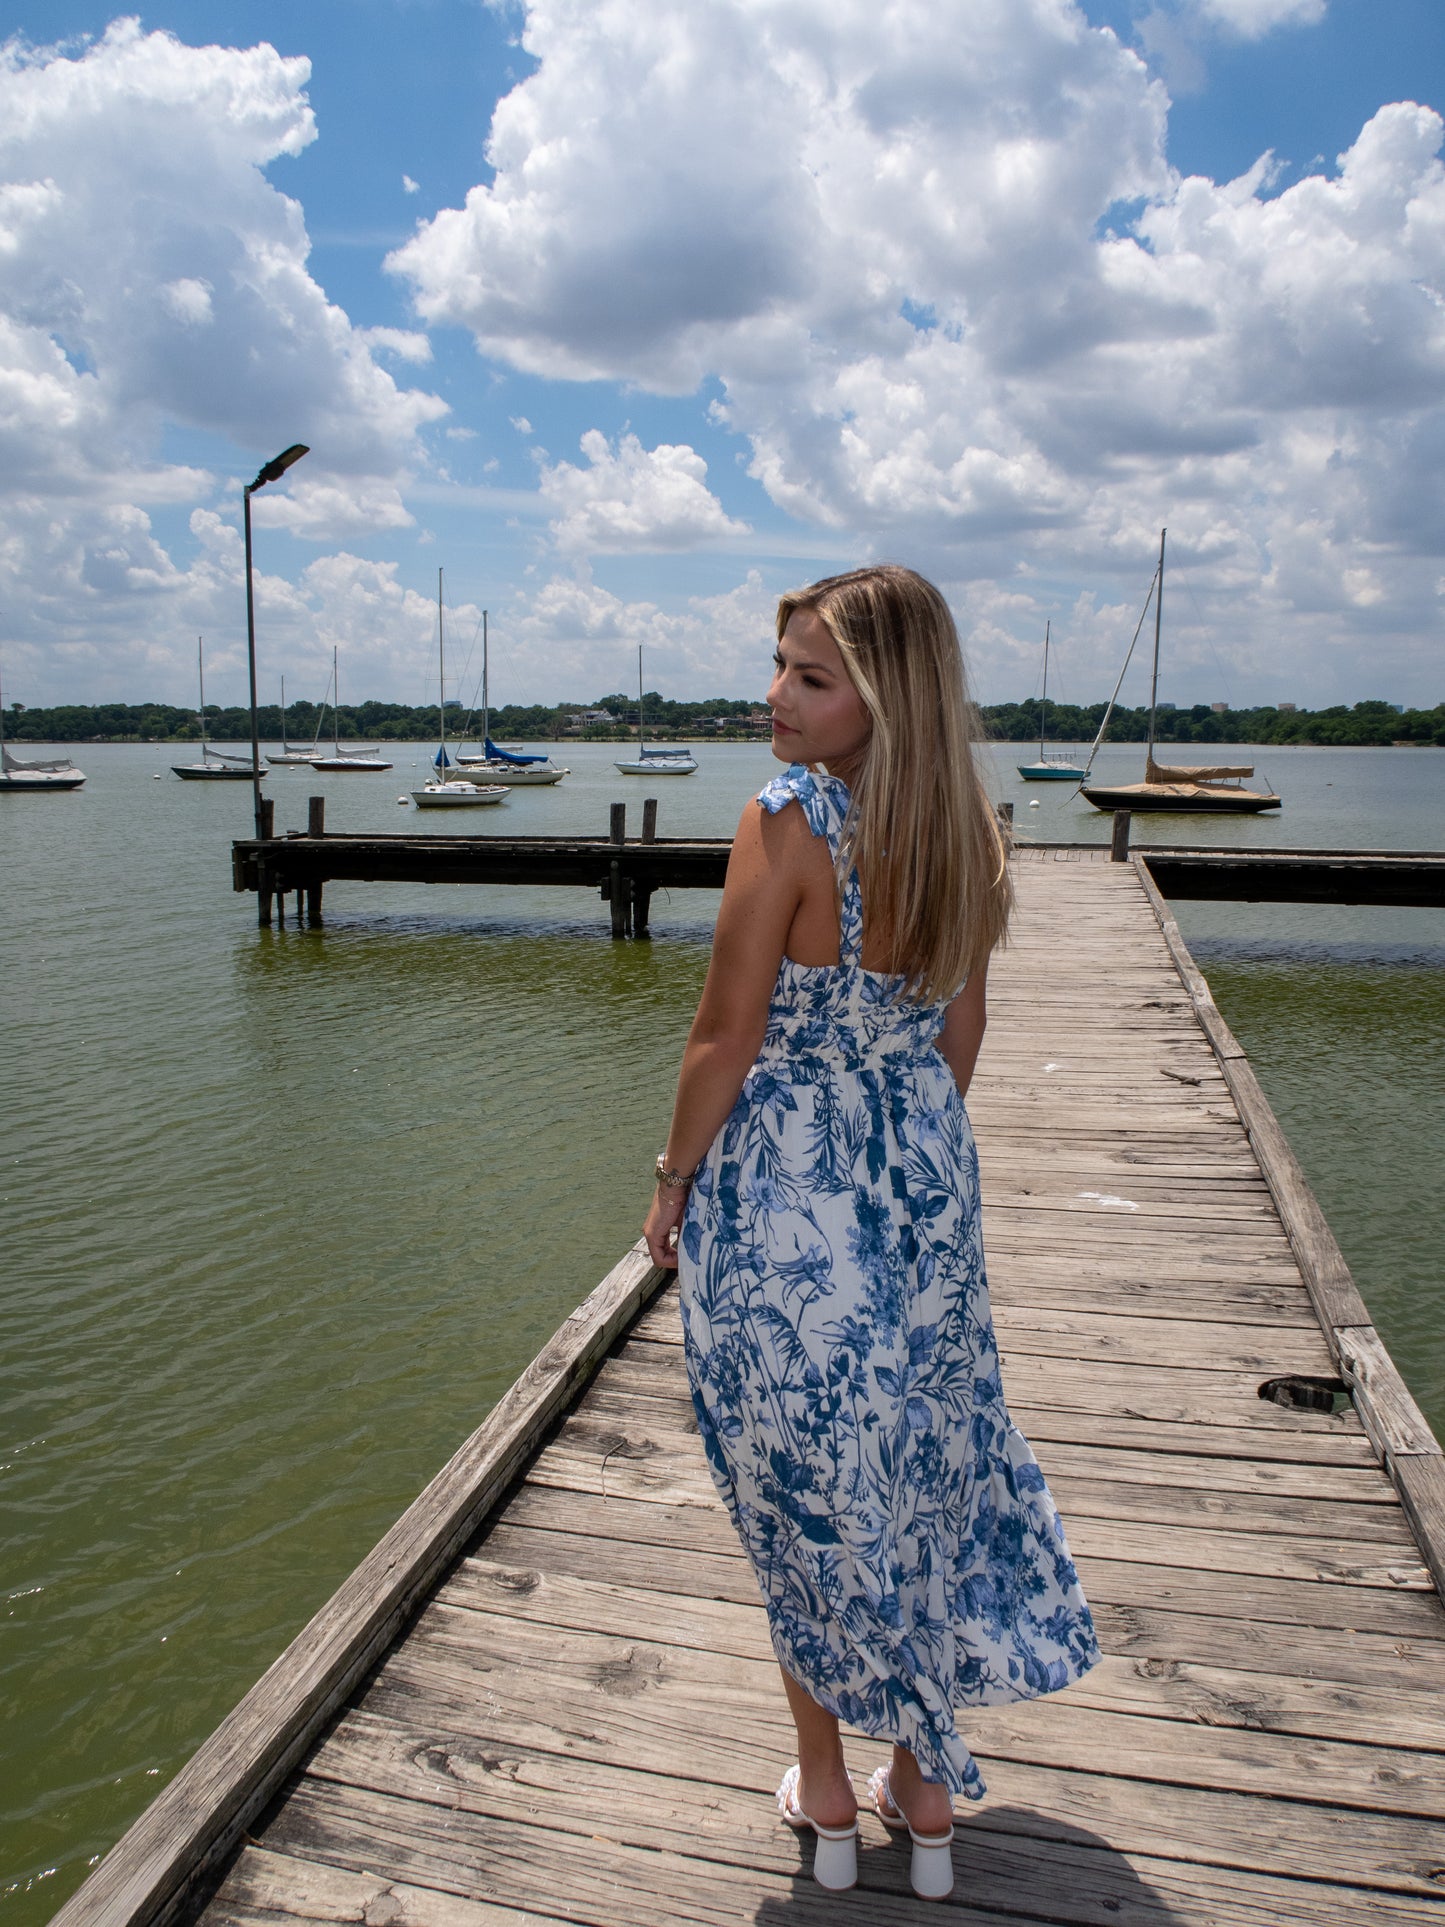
left=643, top=565, right=1098, bottom=1898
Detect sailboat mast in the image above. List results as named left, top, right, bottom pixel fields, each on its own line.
left=437, top=567, right=446, bottom=757
left=281, top=673, right=286, bottom=751
left=333, top=645, right=340, bottom=754
left=1039, top=620, right=1050, bottom=760
left=637, top=645, right=645, bottom=754
left=482, top=610, right=489, bottom=748
left=198, top=638, right=209, bottom=759
left=1147, top=527, right=1165, bottom=758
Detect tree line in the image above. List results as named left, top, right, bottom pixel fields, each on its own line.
left=6, top=693, right=1443, bottom=746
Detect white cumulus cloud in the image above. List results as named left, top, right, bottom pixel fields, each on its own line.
left=540, top=430, right=750, bottom=552
left=0, top=19, right=449, bottom=691
left=388, top=0, right=1445, bottom=700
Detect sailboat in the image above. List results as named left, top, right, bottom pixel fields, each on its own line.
left=173, top=639, right=264, bottom=781
left=411, top=570, right=508, bottom=810
left=614, top=646, right=697, bottom=774
left=266, top=673, right=326, bottom=766
left=1080, top=530, right=1281, bottom=814
left=311, top=647, right=393, bottom=771
left=1016, top=622, right=1086, bottom=781
left=0, top=663, right=85, bottom=791
left=454, top=611, right=569, bottom=785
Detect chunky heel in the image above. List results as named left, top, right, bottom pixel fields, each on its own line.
left=869, top=1764, right=956, bottom=1899
left=811, top=1825, right=859, bottom=1892
left=909, top=1828, right=955, bottom=1900
left=776, top=1764, right=859, bottom=1892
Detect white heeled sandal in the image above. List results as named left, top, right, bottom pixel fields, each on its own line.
left=868, top=1763, right=955, bottom=1900
left=776, top=1763, right=859, bottom=1891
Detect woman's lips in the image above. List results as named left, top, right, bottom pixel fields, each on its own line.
left=772, top=717, right=797, bottom=734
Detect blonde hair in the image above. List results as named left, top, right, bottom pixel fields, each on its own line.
left=776, top=564, right=1011, bottom=1001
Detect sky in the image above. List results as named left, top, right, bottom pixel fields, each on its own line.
left=1, top=0, right=1443, bottom=715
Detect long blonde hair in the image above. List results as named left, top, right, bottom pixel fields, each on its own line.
left=776, top=564, right=1011, bottom=1001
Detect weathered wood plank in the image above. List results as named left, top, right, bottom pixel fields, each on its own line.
left=380, top=1616, right=1445, bottom=1820
left=499, top=1483, right=1445, bottom=1636
left=543, top=1402, right=1418, bottom=1544
left=473, top=1525, right=1445, bottom=1683
left=302, top=1712, right=1445, bottom=1903
left=1338, top=1325, right=1445, bottom=1461
left=1131, top=855, right=1375, bottom=1337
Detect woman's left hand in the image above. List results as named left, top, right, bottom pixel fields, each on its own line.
left=644, top=1184, right=689, bottom=1269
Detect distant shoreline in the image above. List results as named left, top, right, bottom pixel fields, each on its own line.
left=8, top=692, right=1444, bottom=751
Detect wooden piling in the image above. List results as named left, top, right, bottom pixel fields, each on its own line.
left=307, top=796, right=325, bottom=837
left=1111, top=809, right=1132, bottom=862
left=259, top=797, right=275, bottom=841
left=641, top=797, right=658, bottom=845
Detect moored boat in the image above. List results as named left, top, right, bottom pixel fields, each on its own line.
left=453, top=612, right=568, bottom=785
left=1016, top=621, right=1087, bottom=781
left=615, top=646, right=697, bottom=775
left=173, top=639, right=265, bottom=782
left=311, top=646, right=393, bottom=771
left=1079, top=530, right=1280, bottom=814
left=410, top=570, right=509, bottom=809
left=0, top=667, right=85, bottom=791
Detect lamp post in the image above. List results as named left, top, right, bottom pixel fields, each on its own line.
left=243, top=442, right=309, bottom=839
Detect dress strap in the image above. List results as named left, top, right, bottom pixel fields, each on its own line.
left=756, top=764, right=864, bottom=964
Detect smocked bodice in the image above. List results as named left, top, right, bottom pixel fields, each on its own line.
left=755, top=764, right=949, bottom=1073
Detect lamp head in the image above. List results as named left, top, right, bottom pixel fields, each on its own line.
left=249, top=443, right=310, bottom=491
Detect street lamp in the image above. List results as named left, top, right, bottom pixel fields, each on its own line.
left=244, top=442, right=309, bottom=838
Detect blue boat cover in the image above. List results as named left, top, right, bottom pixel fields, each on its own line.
left=433, top=744, right=452, bottom=769
left=484, top=736, right=548, bottom=765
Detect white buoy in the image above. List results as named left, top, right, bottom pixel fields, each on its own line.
left=397, top=795, right=409, bottom=804
left=1028, top=799, right=1040, bottom=808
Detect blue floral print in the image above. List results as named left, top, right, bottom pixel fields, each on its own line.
left=679, top=764, right=1099, bottom=1798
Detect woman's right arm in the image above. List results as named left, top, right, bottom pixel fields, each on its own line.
left=643, top=799, right=805, bottom=1267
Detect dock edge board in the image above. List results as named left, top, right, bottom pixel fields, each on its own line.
left=1130, top=852, right=1445, bottom=1596
left=47, top=1243, right=668, bottom=1927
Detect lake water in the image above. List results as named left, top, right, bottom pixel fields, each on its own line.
left=3, top=738, right=1442, bottom=1923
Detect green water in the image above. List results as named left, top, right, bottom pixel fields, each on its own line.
left=3, top=740, right=1442, bottom=1922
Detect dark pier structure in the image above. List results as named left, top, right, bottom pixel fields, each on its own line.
left=233, top=799, right=1445, bottom=933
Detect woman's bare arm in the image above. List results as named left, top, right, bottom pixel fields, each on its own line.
left=936, top=955, right=989, bottom=1099
left=643, top=799, right=807, bottom=1267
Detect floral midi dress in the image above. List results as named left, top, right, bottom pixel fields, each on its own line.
left=678, top=764, right=1099, bottom=1798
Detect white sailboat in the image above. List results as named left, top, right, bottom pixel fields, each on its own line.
left=266, top=672, right=326, bottom=766
left=0, top=663, right=86, bottom=791
left=173, top=639, right=264, bottom=781
left=311, top=646, right=393, bottom=771
left=614, top=646, right=697, bottom=775
left=453, top=611, right=569, bottom=786
left=1016, top=622, right=1086, bottom=782
left=412, top=570, right=508, bottom=810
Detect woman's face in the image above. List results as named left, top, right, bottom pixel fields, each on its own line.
left=768, top=608, right=872, bottom=779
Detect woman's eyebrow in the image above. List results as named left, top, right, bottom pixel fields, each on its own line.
left=777, top=652, right=836, bottom=674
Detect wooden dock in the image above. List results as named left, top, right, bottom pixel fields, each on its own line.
left=231, top=797, right=1445, bottom=932
left=57, top=851, right=1445, bottom=1927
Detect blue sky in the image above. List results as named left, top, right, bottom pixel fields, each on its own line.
left=2, top=0, right=1442, bottom=711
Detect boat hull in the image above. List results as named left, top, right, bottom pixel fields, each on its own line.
left=1016, top=762, right=1086, bottom=781
left=615, top=757, right=697, bottom=775
left=454, top=760, right=567, bottom=785
left=1, top=771, right=86, bottom=790
left=173, top=764, right=262, bottom=781
left=411, top=784, right=508, bottom=808
left=1081, top=783, right=1281, bottom=814
left=311, top=757, right=394, bottom=772
left=266, top=752, right=324, bottom=766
